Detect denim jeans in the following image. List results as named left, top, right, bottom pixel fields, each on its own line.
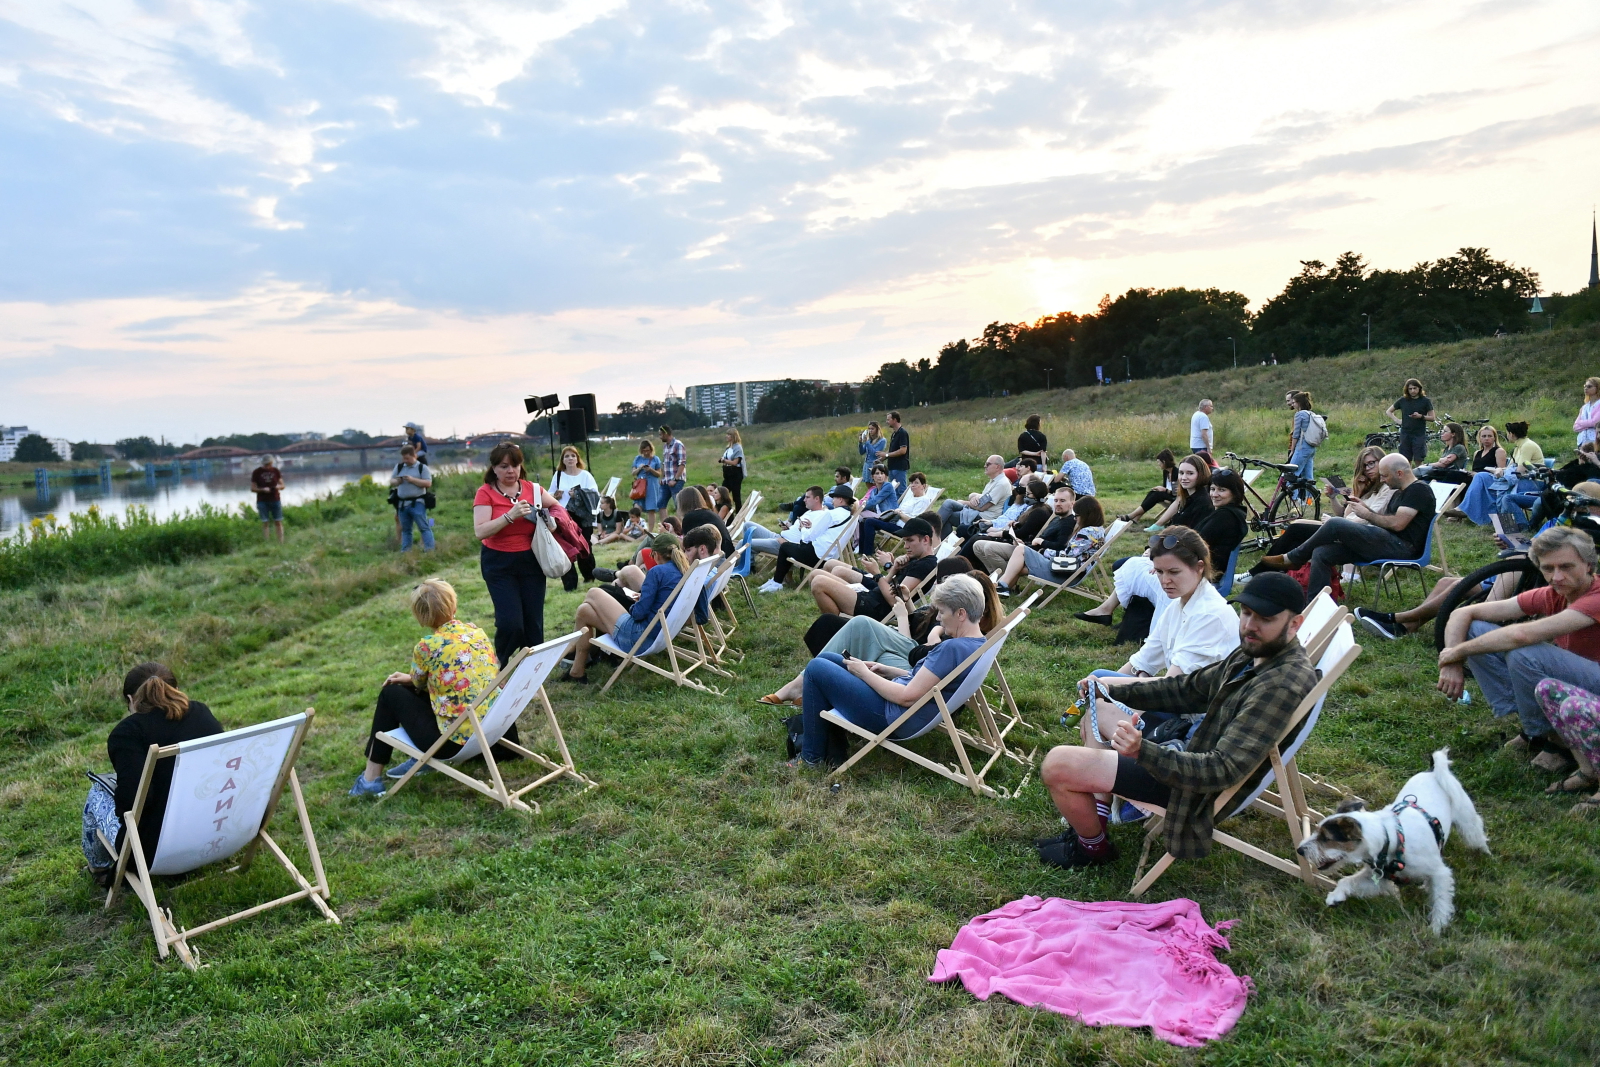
left=745, top=522, right=783, bottom=558
left=887, top=469, right=908, bottom=496
left=1465, top=620, right=1600, bottom=739
left=800, top=652, right=938, bottom=763
left=398, top=498, right=434, bottom=551
left=857, top=516, right=903, bottom=554
left=1290, top=441, right=1316, bottom=499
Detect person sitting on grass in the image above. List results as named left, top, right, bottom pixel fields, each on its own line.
left=592, top=496, right=621, bottom=542
left=750, top=486, right=853, bottom=592
left=1257, top=454, right=1434, bottom=599
left=82, top=663, right=225, bottom=886
left=1436, top=526, right=1600, bottom=781
left=1055, top=449, right=1096, bottom=497
left=786, top=574, right=991, bottom=769
left=564, top=526, right=719, bottom=683
left=1035, top=573, right=1316, bottom=869
left=990, top=494, right=1106, bottom=597
left=1453, top=421, right=1546, bottom=526
left=809, top=518, right=940, bottom=618
left=596, top=506, right=648, bottom=546
left=857, top=471, right=936, bottom=553
left=1530, top=680, right=1600, bottom=813
left=936, top=455, right=1012, bottom=535
left=349, top=579, right=499, bottom=797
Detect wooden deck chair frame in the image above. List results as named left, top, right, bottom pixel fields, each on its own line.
left=876, top=485, right=942, bottom=556
left=699, top=555, right=744, bottom=665
left=791, top=507, right=863, bottom=590
left=101, top=709, right=337, bottom=970
left=1126, top=620, right=1362, bottom=898
left=1020, top=517, right=1132, bottom=611
left=824, top=611, right=1034, bottom=798
left=596, top=555, right=730, bottom=695
left=1427, top=480, right=1466, bottom=577
left=379, top=631, right=596, bottom=814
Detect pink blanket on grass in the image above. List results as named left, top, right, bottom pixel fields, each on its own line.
left=929, top=896, right=1252, bottom=1047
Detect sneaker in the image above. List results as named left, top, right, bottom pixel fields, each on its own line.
left=1109, top=800, right=1149, bottom=825
left=348, top=773, right=387, bottom=798
left=1144, top=523, right=1164, bottom=533
left=1354, top=608, right=1404, bottom=641
left=1033, top=824, right=1078, bottom=848
left=1231, top=572, right=1252, bottom=586
left=592, top=567, right=617, bottom=583
left=758, top=578, right=784, bottom=593
left=1037, top=834, right=1120, bottom=869
left=385, top=758, right=434, bottom=780
left=995, top=583, right=1012, bottom=598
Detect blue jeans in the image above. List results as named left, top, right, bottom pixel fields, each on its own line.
left=745, top=522, right=783, bottom=558
left=480, top=546, right=545, bottom=667
left=398, top=499, right=434, bottom=551
left=887, top=469, right=908, bottom=496
left=800, top=653, right=938, bottom=764
left=857, top=515, right=903, bottom=553
left=1290, top=442, right=1316, bottom=499
left=1465, top=620, right=1600, bottom=739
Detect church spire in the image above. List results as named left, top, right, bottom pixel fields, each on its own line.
left=1590, top=212, right=1598, bottom=290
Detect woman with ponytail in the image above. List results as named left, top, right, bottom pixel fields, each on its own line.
left=81, top=663, right=223, bottom=886
left=563, top=525, right=720, bottom=682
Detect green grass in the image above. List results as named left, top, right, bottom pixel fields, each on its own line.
left=5, top=373, right=1600, bottom=1064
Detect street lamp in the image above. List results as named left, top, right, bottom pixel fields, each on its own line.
left=1045, top=367, right=1053, bottom=391
left=1227, top=336, right=1235, bottom=369
left=1362, top=313, right=1371, bottom=352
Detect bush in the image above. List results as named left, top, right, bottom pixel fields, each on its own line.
left=0, top=505, right=247, bottom=589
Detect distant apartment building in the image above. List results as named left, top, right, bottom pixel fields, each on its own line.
left=683, top=379, right=829, bottom=425
left=0, top=425, right=72, bottom=462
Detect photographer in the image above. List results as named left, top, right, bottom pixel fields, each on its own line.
left=389, top=444, right=434, bottom=553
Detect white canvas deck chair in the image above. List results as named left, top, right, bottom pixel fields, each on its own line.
left=1127, top=618, right=1362, bottom=898
left=596, top=554, right=730, bottom=694
left=378, top=631, right=596, bottom=814
left=102, top=710, right=337, bottom=970
left=792, top=508, right=863, bottom=590
left=699, top=555, right=744, bottom=665
left=1021, top=517, right=1132, bottom=611
left=824, top=610, right=1035, bottom=798
left=602, top=475, right=620, bottom=501
left=1427, top=480, right=1465, bottom=576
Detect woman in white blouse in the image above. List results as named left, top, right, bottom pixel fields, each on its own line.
left=1073, top=527, right=1239, bottom=760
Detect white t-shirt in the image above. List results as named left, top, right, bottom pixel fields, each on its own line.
left=550, top=469, right=598, bottom=507
left=1190, top=410, right=1213, bottom=451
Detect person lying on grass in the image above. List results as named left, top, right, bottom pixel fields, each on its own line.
left=808, top=517, right=940, bottom=619
left=564, top=525, right=719, bottom=683
left=758, top=562, right=1003, bottom=708
left=785, top=574, right=993, bottom=768
left=1036, top=573, right=1316, bottom=869
left=349, top=579, right=499, bottom=798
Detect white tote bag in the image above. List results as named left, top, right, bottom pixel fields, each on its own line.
left=531, top=510, right=573, bottom=578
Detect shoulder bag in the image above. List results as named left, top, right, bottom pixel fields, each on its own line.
left=531, top=508, right=573, bottom=578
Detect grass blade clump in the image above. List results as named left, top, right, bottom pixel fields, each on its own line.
left=0, top=504, right=247, bottom=589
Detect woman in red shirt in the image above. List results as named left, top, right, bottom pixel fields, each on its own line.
left=472, top=443, right=562, bottom=666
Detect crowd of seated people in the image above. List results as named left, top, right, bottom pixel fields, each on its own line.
left=751, top=484, right=855, bottom=592
left=858, top=471, right=937, bottom=553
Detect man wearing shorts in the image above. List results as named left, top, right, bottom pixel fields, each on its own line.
left=251, top=455, right=285, bottom=543
left=1035, top=573, right=1317, bottom=868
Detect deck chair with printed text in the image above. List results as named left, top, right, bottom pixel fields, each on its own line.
left=101, top=710, right=338, bottom=970
left=1021, top=517, right=1132, bottom=611
left=595, top=554, right=729, bottom=694
left=378, top=630, right=596, bottom=813
left=824, top=610, right=1036, bottom=798
left=1125, top=616, right=1362, bottom=898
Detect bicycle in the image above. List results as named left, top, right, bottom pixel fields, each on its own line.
left=1225, top=452, right=1323, bottom=551
left=1364, top=422, right=1401, bottom=450
left=1432, top=469, right=1592, bottom=649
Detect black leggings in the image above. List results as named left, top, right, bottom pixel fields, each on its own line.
left=365, top=683, right=461, bottom=765
left=1139, top=488, right=1175, bottom=514
left=722, top=468, right=744, bottom=510
left=774, top=542, right=820, bottom=582
left=562, top=527, right=596, bottom=592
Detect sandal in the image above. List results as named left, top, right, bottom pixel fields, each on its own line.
left=1545, top=771, right=1599, bottom=795
left=757, top=694, right=799, bottom=707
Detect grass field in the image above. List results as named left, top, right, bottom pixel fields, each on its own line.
left=5, top=337, right=1600, bottom=1065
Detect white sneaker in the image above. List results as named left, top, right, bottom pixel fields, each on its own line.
left=758, top=579, right=784, bottom=593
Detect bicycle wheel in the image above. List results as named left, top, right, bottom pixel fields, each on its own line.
left=1266, top=486, right=1320, bottom=530
left=1433, top=556, right=1544, bottom=651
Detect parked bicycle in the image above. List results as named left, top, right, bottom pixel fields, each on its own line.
left=1365, top=413, right=1489, bottom=453
left=1225, top=451, right=1322, bottom=551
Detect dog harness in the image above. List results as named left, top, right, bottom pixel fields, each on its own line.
left=1371, top=794, right=1445, bottom=884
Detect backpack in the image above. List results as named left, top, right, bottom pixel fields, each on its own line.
left=1302, top=412, right=1329, bottom=447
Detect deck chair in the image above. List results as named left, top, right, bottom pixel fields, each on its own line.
left=596, top=554, right=729, bottom=694
left=824, top=611, right=1035, bottom=798
left=1020, top=517, right=1132, bottom=611
left=1241, top=468, right=1263, bottom=486
left=378, top=631, right=596, bottom=814
left=1296, top=588, right=1342, bottom=660
left=1127, top=618, right=1362, bottom=898
left=699, top=555, right=744, bottom=665
left=101, top=710, right=337, bottom=970
left=792, top=508, right=863, bottom=590
left=1426, top=480, right=1465, bottom=576
left=602, top=475, right=620, bottom=500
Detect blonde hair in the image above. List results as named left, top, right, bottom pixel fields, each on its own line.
left=410, top=579, right=458, bottom=629
left=725, top=428, right=742, bottom=442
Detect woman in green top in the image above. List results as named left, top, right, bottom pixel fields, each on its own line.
left=1415, top=422, right=1468, bottom=483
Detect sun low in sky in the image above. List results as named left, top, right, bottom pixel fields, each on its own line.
left=2, top=0, right=1596, bottom=442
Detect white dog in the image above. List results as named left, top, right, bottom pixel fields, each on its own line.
left=1296, top=748, right=1489, bottom=934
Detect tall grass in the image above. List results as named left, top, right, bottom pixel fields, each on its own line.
left=0, top=504, right=247, bottom=589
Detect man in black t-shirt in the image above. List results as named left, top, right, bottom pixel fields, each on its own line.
left=884, top=411, right=911, bottom=495
left=1385, top=380, right=1435, bottom=464
left=807, top=517, right=939, bottom=620
left=1260, top=454, right=1435, bottom=598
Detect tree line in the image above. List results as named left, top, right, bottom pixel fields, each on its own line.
left=778, top=246, right=1551, bottom=416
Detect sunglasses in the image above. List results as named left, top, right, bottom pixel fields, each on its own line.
left=1148, top=532, right=1184, bottom=551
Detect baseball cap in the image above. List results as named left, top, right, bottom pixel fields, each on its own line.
left=1234, top=572, right=1306, bottom=618
left=650, top=531, right=681, bottom=553
left=901, top=517, right=935, bottom=539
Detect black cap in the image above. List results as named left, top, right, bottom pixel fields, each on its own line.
left=1234, top=572, right=1306, bottom=617
left=901, top=517, right=935, bottom=539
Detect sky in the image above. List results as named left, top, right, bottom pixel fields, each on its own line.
left=1, top=0, right=1597, bottom=444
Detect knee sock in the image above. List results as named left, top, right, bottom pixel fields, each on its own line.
left=1095, top=800, right=1111, bottom=827
left=1079, top=829, right=1111, bottom=854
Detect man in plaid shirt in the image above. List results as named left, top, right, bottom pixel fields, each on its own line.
left=1037, top=573, right=1318, bottom=868
left=658, top=425, right=686, bottom=510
